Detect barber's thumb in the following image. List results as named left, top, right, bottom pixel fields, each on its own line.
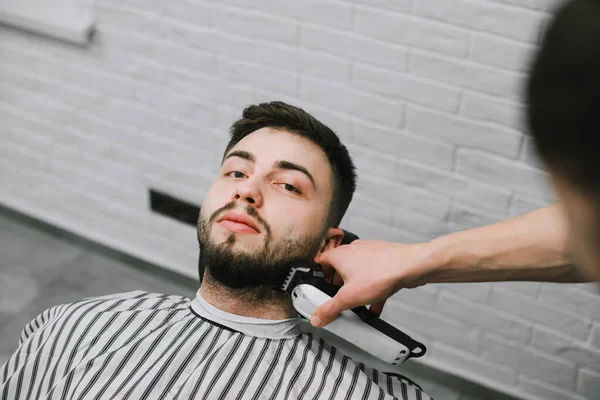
left=311, top=300, right=339, bottom=328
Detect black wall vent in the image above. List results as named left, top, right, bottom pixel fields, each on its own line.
left=149, top=189, right=200, bottom=227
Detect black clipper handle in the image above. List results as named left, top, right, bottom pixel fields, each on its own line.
left=305, top=276, right=427, bottom=360
left=351, top=306, right=426, bottom=360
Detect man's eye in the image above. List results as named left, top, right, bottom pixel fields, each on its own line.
left=229, top=171, right=245, bottom=178
left=280, top=183, right=299, bottom=193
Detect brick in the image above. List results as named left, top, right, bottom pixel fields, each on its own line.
left=51, top=161, right=144, bottom=209
left=255, top=41, right=350, bottom=83
left=245, top=0, right=354, bottom=30
left=518, top=376, right=587, bottom=400
left=406, top=106, right=522, bottom=158
left=213, top=7, right=298, bottom=45
left=575, top=284, right=600, bottom=296
left=347, top=144, right=397, bottom=177
left=341, top=216, right=427, bottom=244
left=394, top=160, right=453, bottom=191
left=532, top=326, right=600, bottom=371
left=165, top=22, right=257, bottom=62
left=355, top=5, right=470, bottom=57
left=353, top=120, right=454, bottom=169
left=393, top=206, right=447, bottom=238
left=355, top=0, right=411, bottom=12
left=411, top=52, right=524, bottom=100
left=59, top=67, right=129, bottom=105
left=384, top=303, right=481, bottom=354
left=452, top=177, right=512, bottom=213
left=300, top=76, right=404, bottom=127
left=449, top=203, right=505, bottom=228
left=456, top=148, right=555, bottom=200
left=345, top=192, right=394, bottom=226
left=520, top=135, right=545, bottom=169
left=471, top=33, right=536, bottom=71
left=510, top=194, right=549, bottom=217
left=391, top=286, right=438, bottom=311
left=0, top=62, right=104, bottom=110
left=97, top=100, right=171, bottom=134
left=356, top=174, right=452, bottom=220
left=0, top=45, right=42, bottom=70
left=432, top=343, right=516, bottom=385
left=461, top=91, right=525, bottom=131
left=395, top=160, right=510, bottom=212
left=415, top=0, right=544, bottom=42
left=578, top=368, right=600, bottom=400
left=352, top=63, right=460, bottom=112
left=159, top=43, right=217, bottom=75
left=531, top=325, right=572, bottom=353
left=153, top=0, right=215, bottom=26
left=0, top=116, right=52, bottom=150
left=0, top=82, right=72, bottom=126
left=436, top=282, right=492, bottom=303
left=0, top=160, right=19, bottom=191
left=437, top=291, right=531, bottom=343
left=168, top=69, right=255, bottom=109
left=0, top=135, right=50, bottom=172
left=395, top=186, right=452, bottom=220
left=591, top=324, right=600, bottom=349
left=301, top=25, right=409, bottom=70
left=490, top=288, right=592, bottom=340
left=97, top=3, right=169, bottom=38
left=220, top=59, right=298, bottom=96
left=98, top=24, right=162, bottom=59
left=538, top=284, right=600, bottom=321
left=494, top=282, right=541, bottom=298
left=492, top=0, right=564, bottom=12
left=482, top=334, right=577, bottom=389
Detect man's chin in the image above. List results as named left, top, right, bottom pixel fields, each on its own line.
left=211, top=231, right=262, bottom=250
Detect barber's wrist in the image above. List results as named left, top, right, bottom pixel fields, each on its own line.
left=409, top=234, right=467, bottom=286
left=390, top=239, right=450, bottom=288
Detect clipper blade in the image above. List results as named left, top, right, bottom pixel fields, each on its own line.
left=279, top=259, right=323, bottom=293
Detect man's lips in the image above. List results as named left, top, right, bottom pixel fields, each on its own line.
left=216, top=212, right=261, bottom=234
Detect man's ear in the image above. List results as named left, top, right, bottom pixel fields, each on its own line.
left=317, top=227, right=344, bottom=254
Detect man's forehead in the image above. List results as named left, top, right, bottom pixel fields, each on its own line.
left=227, top=129, right=328, bottom=165
left=225, top=128, right=335, bottom=188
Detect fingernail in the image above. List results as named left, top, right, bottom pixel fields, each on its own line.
left=311, top=316, right=323, bottom=327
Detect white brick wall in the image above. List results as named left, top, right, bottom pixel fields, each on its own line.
left=0, top=1, right=597, bottom=399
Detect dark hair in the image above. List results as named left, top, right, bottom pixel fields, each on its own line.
left=223, top=101, right=356, bottom=227
left=527, top=0, right=600, bottom=193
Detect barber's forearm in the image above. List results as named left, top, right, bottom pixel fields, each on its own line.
left=417, top=203, right=587, bottom=284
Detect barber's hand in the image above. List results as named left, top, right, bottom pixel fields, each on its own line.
left=311, top=240, right=429, bottom=327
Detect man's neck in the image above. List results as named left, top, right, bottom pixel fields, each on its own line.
left=199, top=275, right=297, bottom=320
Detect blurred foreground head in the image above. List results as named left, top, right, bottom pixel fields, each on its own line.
left=528, top=0, right=600, bottom=279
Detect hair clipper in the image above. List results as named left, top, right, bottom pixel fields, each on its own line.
left=280, top=260, right=426, bottom=365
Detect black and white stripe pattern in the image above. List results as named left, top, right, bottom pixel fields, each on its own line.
left=0, top=291, right=432, bottom=399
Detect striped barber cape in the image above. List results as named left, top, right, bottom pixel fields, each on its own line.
left=0, top=290, right=432, bottom=400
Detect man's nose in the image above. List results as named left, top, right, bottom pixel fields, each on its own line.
left=232, top=177, right=263, bottom=207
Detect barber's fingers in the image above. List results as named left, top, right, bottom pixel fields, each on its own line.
left=315, top=242, right=361, bottom=280
left=329, top=270, right=344, bottom=286
left=369, top=299, right=387, bottom=317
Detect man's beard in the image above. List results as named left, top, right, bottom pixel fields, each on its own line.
left=197, top=202, right=324, bottom=302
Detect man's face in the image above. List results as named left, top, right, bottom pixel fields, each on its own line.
left=551, top=172, right=600, bottom=282
left=197, top=127, right=341, bottom=290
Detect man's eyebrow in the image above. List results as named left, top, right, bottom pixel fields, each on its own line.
left=274, top=160, right=316, bottom=189
left=223, top=150, right=255, bottom=164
